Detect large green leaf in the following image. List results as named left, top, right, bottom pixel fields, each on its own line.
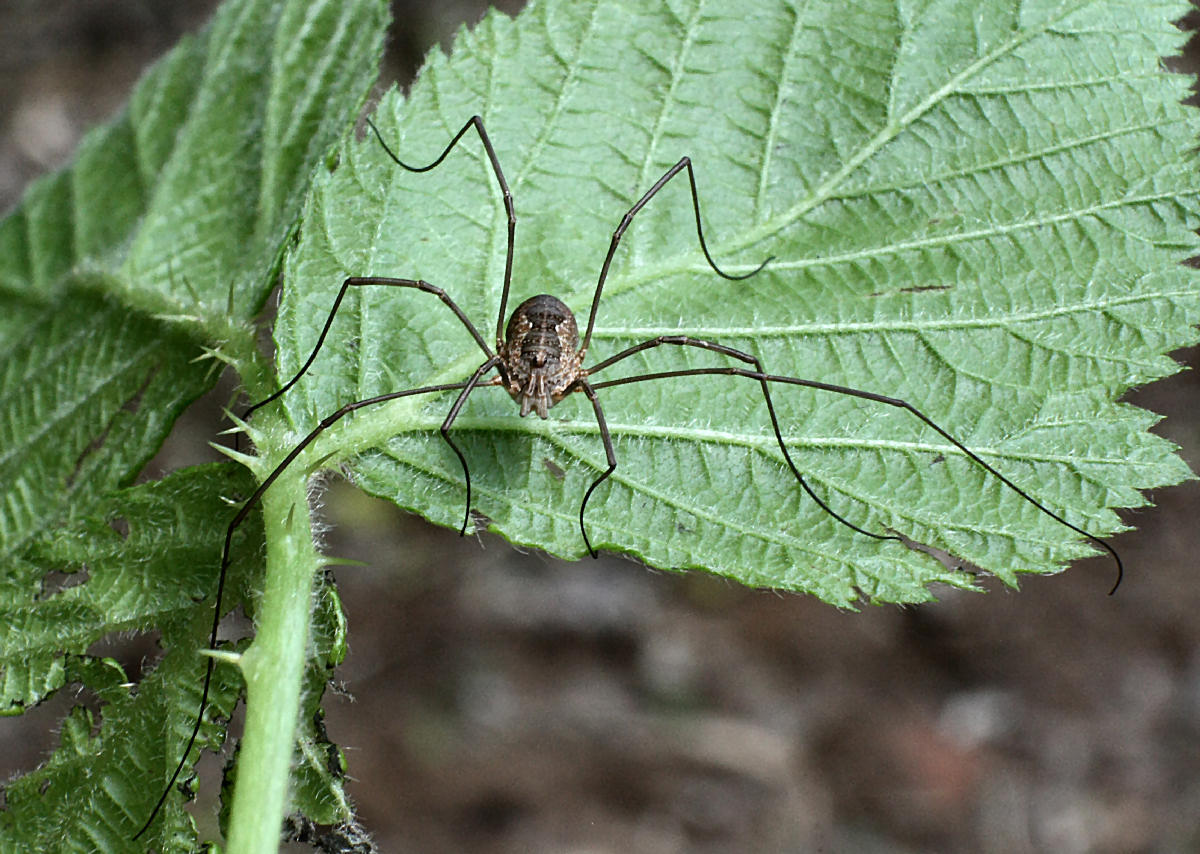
left=0, top=464, right=353, bottom=849
left=0, top=0, right=388, bottom=564
left=0, top=464, right=261, bottom=849
left=273, top=0, right=1198, bottom=607
left=0, top=0, right=388, bottom=848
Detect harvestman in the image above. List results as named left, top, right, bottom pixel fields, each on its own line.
left=135, top=115, right=1124, bottom=837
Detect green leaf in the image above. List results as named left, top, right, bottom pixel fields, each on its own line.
left=289, top=573, right=353, bottom=826
left=0, top=465, right=260, bottom=848
left=0, top=0, right=389, bottom=564
left=0, top=0, right=388, bottom=849
left=274, top=0, right=1199, bottom=607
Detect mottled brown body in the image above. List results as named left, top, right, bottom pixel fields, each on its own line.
left=500, top=294, right=583, bottom=418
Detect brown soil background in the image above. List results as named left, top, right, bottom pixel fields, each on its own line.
left=2, top=3, right=1199, bottom=852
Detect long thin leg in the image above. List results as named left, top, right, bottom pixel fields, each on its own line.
left=438, top=356, right=502, bottom=535
left=365, top=117, right=516, bottom=350
left=244, top=277, right=495, bottom=424
left=573, top=379, right=617, bottom=557
left=580, top=157, right=772, bottom=356
left=133, top=378, right=483, bottom=840
left=587, top=336, right=896, bottom=544
left=589, top=366, right=1124, bottom=594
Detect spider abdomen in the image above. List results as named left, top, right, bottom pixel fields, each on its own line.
left=501, top=294, right=583, bottom=418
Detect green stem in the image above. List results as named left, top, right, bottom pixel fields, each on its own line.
left=225, top=460, right=319, bottom=853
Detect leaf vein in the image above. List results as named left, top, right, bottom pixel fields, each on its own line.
left=587, top=287, right=1199, bottom=338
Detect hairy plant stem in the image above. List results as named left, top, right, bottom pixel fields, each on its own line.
left=225, top=458, right=319, bottom=853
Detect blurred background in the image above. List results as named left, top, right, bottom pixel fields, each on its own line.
left=2, top=2, right=1200, bottom=852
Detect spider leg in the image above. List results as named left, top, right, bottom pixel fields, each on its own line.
left=587, top=337, right=898, bottom=544
left=589, top=365, right=1123, bottom=594
left=134, top=379, right=478, bottom=840
left=365, top=116, right=516, bottom=350
left=439, top=356, right=503, bottom=536
left=571, top=378, right=617, bottom=558
left=580, top=157, right=772, bottom=356
left=243, top=277, right=496, bottom=425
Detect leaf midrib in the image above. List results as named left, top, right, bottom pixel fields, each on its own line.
left=317, top=402, right=1134, bottom=470
left=371, top=415, right=1088, bottom=572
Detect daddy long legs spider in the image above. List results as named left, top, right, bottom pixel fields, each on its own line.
left=135, top=113, right=1124, bottom=838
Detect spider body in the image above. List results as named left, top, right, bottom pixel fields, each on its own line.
left=500, top=294, right=583, bottom=418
